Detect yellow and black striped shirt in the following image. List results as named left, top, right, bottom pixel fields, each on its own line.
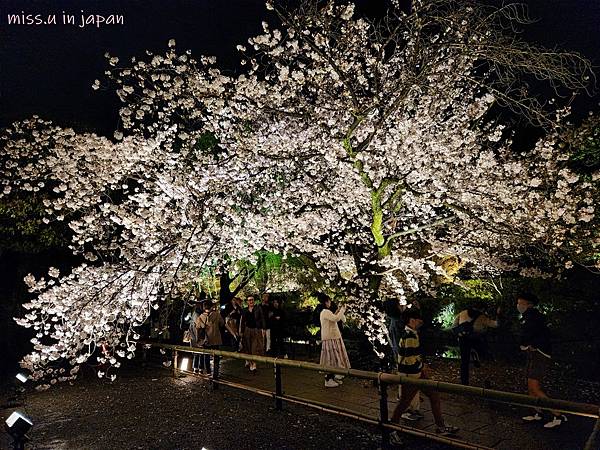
left=397, top=326, right=423, bottom=374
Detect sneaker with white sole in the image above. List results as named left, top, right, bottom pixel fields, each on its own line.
left=543, top=415, right=567, bottom=429
left=436, top=425, right=459, bottom=436
left=325, top=379, right=340, bottom=388
left=389, top=431, right=403, bottom=446
left=522, top=413, right=543, bottom=422
left=401, top=412, right=421, bottom=421
left=334, top=374, right=345, bottom=381
left=410, top=410, right=424, bottom=419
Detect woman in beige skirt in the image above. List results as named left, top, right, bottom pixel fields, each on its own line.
left=318, top=293, right=350, bottom=388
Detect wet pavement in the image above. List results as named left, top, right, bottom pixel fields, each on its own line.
left=0, top=354, right=597, bottom=450
left=203, top=355, right=598, bottom=450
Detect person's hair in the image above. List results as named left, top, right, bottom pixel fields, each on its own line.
left=194, top=305, right=202, bottom=314
left=247, top=296, right=255, bottom=302
left=517, top=292, right=539, bottom=305
left=473, top=301, right=487, bottom=311
left=202, top=300, right=212, bottom=311
left=403, top=308, right=422, bottom=323
left=316, top=292, right=330, bottom=305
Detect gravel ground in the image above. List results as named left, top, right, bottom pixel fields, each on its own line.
left=426, top=356, right=600, bottom=404
left=0, top=365, right=451, bottom=450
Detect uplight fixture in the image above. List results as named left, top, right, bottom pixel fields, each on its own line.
left=5, top=411, right=33, bottom=450
left=180, top=357, right=190, bottom=372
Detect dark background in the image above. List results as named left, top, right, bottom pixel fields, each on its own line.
left=1, top=0, right=600, bottom=135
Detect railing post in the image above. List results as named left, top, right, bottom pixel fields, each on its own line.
left=274, top=363, right=283, bottom=411
left=584, top=406, right=600, bottom=450
left=173, top=350, right=178, bottom=378
left=379, top=379, right=390, bottom=448
left=212, top=354, right=220, bottom=390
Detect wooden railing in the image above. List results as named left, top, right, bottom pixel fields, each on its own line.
left=144, top=342, right=600, bottom=450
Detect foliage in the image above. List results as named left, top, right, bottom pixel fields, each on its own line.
left=432, top=303, right=456, bottom=330
left=0, top=196, right=67, bottom=252
left=569, top=114, right=600, bottom=171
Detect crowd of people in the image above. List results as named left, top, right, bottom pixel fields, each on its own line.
left=186, top=293, right=287, bottom=375
left=184, top=290, right=565, bottom=443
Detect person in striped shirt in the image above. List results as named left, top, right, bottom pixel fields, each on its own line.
left=389, top=309, right=458, bottom=444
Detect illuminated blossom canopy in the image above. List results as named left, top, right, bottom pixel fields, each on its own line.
left=1, top=0, right=598, bottom=385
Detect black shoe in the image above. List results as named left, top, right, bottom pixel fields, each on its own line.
left=471, top=350, right=481, bottom=368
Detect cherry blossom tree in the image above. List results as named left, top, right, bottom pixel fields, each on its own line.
left=221, top=0, right=599, bottom=339
left=2, top=0, right=599, bottom=384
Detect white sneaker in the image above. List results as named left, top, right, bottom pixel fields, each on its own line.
left=401, top=411, right=421, bottom=421
left=522, top=413, right=543, bottom=422
left=334, top=374, right=345, bottom=381
left=437, top=425, right=459, bottom=436
left=543, top=415, right=567, bottom=429
left=389, top=431, right=403, bottom=446
left=411, top=410, right=424, bottom=419
left=325, top=379, right=340, bottom=388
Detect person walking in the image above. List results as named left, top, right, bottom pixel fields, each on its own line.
left=261, top=293, right=273, bottom=354
left=453, top=302, right=501, bottom=385
left=517, top=293, right=567, bottom=429
left=223, top=296, right=243, bottom=350
left=189, top=304, right=205, bottom=373
left=270, top=298, right=287, bottom=358
left=385, top=298, right=423, bottom=420
left=318, top=293, right=350, bottom=388
left=390, top=309, right=458, bottom=445
left=197, top=300, right=224, bottom=376
left=240, top=296, right=266, bottom=373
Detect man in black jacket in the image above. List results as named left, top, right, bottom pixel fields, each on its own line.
left=517, top=292, right=567, bottom=429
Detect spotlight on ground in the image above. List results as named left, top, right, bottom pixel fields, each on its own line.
left=5, top=411, right=33, bottom=450
left=15, top=373, right=28, bottom=384
left=180, top=357, right=190, bottom=372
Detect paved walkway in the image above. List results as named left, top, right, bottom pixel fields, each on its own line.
left=184, top=357, right=595, bottom=450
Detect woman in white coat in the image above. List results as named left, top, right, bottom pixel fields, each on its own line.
left=318, top=293, right=350, bottom=388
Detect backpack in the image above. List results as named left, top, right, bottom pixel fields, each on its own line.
left=190, top=313, right=209, bottom=347
left=451, top=310, right=482, bottom=338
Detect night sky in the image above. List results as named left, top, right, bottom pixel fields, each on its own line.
left=1, top=0, right=599, bottom=135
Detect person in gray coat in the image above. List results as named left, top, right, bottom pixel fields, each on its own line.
left=197, top=300, right=224, bottom=375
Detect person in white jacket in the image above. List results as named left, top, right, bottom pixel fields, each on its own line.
left=318, top=293, right=351, bottom=388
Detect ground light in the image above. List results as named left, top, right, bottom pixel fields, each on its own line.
left=5, top=411, right=33, bottom=450
left=15, top=373, right=28, bottom=394
left=180, top=357, right=190, bottom=372
left=15, top=373, right=28, bottom=384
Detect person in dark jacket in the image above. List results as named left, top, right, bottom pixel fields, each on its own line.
left=222, top=296, right=243, bottom=349
left=517, top=293, right=566, bottom=428
left=240, top=296, right=266, bottom=373
left=269, top=298, right=287, bottom=357
left=453, top=302, right=501, bottom=386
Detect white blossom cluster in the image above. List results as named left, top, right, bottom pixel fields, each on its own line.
left=1, top=1, right=598, bottom=384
